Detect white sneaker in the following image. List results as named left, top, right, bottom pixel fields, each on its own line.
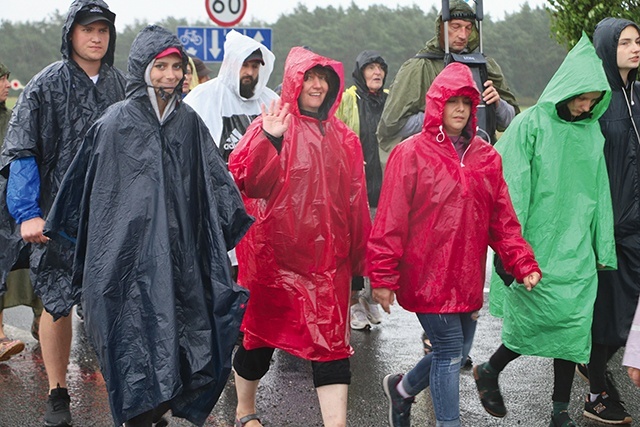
left=360, top=295, right=384, bottom=324
left=350, top=302, right=370, bottom=330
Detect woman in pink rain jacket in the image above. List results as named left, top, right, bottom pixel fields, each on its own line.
left=369, top=62, right=540, bottom=427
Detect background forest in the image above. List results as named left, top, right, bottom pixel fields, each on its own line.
left=0, top=1, right=634, bottom=105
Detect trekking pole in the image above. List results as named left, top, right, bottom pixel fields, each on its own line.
left=475, top=0, right=484, bottom=54
left=442, top=0, right=450, bottom=58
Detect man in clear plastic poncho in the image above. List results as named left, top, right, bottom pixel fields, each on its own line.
left=184, top=30, right=278, bottom=162
left=184, top=30, right=278, bottom=275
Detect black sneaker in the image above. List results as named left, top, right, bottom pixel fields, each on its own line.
left=44, top=385, right=72, bottom=427
left=583, top=392, right=632, bottom=425
left=382, top=374, right=414, bottom=427
left=604, top=371, right=621, bottom=402
left=473, top=362, right=506, bottom=418
left=549, top=410, right=577, bottom=427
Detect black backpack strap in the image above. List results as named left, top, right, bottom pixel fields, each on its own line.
left=414, top=52, right=444, bottom=60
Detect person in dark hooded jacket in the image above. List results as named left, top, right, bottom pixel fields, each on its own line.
left=0, top=1, right=126, bottom=425
left=44, top=25, right=253, bottom=427
left=579, top=17, right=640, bottom=425
left=336, top=50, right=388, bottom=331
left=228, top=47, right=371, bottom=427
left=369, top=62, right=540, bottom=427
left=336, top=50, right=388, bottom=209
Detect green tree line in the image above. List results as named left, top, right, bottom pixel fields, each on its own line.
left=547, top=0, right=640, bottom=48
left=0, top=1, right=622, bottom=105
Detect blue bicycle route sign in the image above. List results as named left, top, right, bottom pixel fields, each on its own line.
left=177, top=27, right=272, bottom=62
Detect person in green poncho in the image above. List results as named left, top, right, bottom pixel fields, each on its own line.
left=472, top=33, right=617, bottom=427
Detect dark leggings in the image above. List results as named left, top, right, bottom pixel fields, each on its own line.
left=588, top=343, right=620, bottom=394
left=233, top=344, right=352, bottom=387
left=489, top=344, right=576, bottom=402
left=124, top=401, right=171, bottom=427
left=351, top=275, right=365, bottom=292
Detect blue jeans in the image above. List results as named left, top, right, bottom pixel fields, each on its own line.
left=402, top=312, right=478, bottom=427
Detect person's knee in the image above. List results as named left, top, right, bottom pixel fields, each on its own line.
left=233, top=345, right=273, bottom=381
left=312, top=358, right=351, bottom=388
left=448, top=355, right=463, bottom=370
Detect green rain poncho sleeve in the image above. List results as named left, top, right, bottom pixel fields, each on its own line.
left=488, top=34, right=617, bottom=363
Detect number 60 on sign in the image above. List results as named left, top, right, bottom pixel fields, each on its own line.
left=205, top=0, right=248, bottom=27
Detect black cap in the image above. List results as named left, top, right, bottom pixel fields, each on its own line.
left=244, top=49, right=265, bottom=65
left=75, top=5, right=115, bottom=26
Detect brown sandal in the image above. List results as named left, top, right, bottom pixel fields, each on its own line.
left=236, top=414, right=261, bottom=426
left=0, top=337, right=25, bottom=361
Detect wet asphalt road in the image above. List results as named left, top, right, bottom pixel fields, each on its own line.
left=1, top=292, right=639, bottom=427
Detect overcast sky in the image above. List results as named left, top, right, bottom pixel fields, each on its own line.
left=3, top=0, right=548, bottom=27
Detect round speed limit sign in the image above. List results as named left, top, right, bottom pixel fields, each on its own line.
left=205, top=0, right=247, bottom=27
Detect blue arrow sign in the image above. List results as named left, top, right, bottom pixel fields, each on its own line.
left=177, top=27, right=273, bottom=63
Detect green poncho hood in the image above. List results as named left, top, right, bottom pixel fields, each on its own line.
left=536, top=32, right=611, bottom=123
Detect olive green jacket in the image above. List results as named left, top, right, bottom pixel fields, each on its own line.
left=0, top=103, right=10, bottom=143
left=377, top=2, right=519, bottom=160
